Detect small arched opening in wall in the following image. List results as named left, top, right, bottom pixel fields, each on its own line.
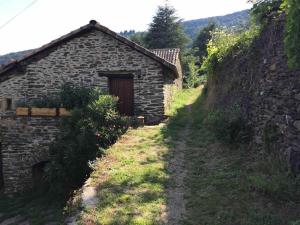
left=32, top=161, right=49, bottom=188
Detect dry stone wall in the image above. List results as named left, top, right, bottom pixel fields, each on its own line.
left=0, top=116, right=60, bottom=193
left=0, top=29, right=177, bottom=123
left=206, top=15, right=300, bottom=171
left=0, top=28, right=182, bottom=193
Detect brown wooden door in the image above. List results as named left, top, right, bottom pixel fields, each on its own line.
left=109, top=77, right=134, bottom=116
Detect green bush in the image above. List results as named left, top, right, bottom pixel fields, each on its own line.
left=200, top=27, right=259, bottom=78
left=284, top=0, right=300, bottom=68
left=250, top=0, right=283, bottom=25
left=203, top=107, right=252, bottom=145
left=184, top=60, right=204, bottom=88
left=45, top=83, right=128, bottom=193
left=248, top=153, right=300, bottom=202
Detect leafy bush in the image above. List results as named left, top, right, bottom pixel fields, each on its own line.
left=184, top=59, right=204, bottom=88
left=193, top=22, right=217, bottom=63
left=45, top=83, right=128, bottom=193
left=249, top=0, right=283, bottom=24
left=203, top=107, right=252, bottom=145
left=248, top=153, right=300, bottom=202
left=200, top=27, right=259, bottom=78
left=284, top=0, right=300, bottom=68
left=249, top=0, right=300, bottom=69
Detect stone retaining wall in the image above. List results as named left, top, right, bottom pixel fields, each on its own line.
left=206, top=15, right=300, bottom=171
left=0, top=116, right=60, bottom=193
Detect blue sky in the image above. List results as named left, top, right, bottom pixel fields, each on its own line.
left=0, top=0, right=252, bottom=55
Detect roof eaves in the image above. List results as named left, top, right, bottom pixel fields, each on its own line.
left=0, top=21, right=179, bottom=78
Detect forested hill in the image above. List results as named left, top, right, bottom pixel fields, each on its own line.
left=0, top=50, right=33, bottom=67
left=183, top=9, right=250, bottom=39
left=0, top=10, right=249, bottom=66
left=120, top=9, right=250, bottom=40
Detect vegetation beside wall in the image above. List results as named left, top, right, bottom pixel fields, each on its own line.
left=284, top=0, right=300, bottom=68
left=249, top=0, right=300, bottom=69
left=184, top=89, right=300, bottom=225
left=43, top=83, right=128, bottom=193
left=200, top=25, right=259, bottom=79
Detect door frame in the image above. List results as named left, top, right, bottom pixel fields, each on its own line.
left=107, top=75, right=134, bottom=116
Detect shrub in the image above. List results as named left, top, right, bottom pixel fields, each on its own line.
left=284, top=0, right=300, bottom=69
left=184, top=60, right=203, bottom=88
left=45, top=83, right=128, bottom=193
left=250, top=0, right=283, bottom=25
left=200, top=27, right=259, bottom=78
left=203, top=107, right=252, bottom=145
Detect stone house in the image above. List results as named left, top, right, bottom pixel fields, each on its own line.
left=0, top=20, right=183, bottom=193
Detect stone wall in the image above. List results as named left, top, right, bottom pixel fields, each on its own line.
left=0, top=28, right=179, bottom=124
left=206, top=15, right=300, bottom=171
left=0, top=27, right=182, bottom=193
left=0, top=116, right=60, bottom=193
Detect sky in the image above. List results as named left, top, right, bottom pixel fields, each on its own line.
left=0, top=0, right=252, bottom=55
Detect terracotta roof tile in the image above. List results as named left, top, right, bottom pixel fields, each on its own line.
left=150, top=48, right=180, bottom=65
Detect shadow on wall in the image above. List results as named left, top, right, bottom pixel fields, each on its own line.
left=0, top=142, right=3, bottom=191
left=32, top=161, right=49, bottom=189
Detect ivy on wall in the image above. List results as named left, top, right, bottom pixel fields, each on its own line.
left=284, top=0, right=300, bottom=69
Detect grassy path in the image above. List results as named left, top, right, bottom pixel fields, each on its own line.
left=79, top=87, right=300, bottom=225
left=78, top=88, right=201, bottom=225
left=2, top=87, right=299, bottom=225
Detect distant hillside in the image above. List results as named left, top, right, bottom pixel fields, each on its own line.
left=183, top=10, right=250, bottom=40
left=120, top=10, right=250, bottom=41
left=0, top=10, right=249, bottom=66
left=0, top=50, right=33, bottom=67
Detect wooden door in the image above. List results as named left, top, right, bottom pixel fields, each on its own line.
left=109, top=77, right=134, bottom=116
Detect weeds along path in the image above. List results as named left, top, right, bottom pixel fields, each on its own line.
left=164, top=101, right=195, bottom=225
left=77, top=85, right=300, bottom=225
left=75, top=88, right=202, bottom=225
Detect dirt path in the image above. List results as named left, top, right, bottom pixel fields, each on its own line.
left=164, top=104, right=193, bottom=225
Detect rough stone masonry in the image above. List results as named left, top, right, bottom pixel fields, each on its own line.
left=206, top=15, right=300, bottom=172
left=0, top=21, right=183, bottom=193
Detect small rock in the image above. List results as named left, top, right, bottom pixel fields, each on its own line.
left=293, top=121, right=300, bottom=131
left=270, top=63, right=276, bottom=71
left=81, top=178, right=97, bottom=208
left=294, top=93, right=300, bottom=101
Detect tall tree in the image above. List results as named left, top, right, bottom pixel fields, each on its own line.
left=130, top=32, right=146, bottom=46
left=144, top=3, right=188, bottom=50
left=193, top=22, right=216, bottom=63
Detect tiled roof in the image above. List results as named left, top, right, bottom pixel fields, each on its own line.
left=0, top=20, right=179, bottom=78
left=150, top=48, right=180, bottom=65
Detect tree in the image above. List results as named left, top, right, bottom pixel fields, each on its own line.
left=130, top=32, right=146, bottom=46
left=144, top=3, right=188, bottom=50
left=193, top=22, right=217, bottom=63
left=249, top=0, right=282, bottom=24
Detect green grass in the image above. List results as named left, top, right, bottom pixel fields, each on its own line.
left=181, top=89, right=300, bottom=225
left=81, top=126, right=167, bottom=224
left=6, top=86, right=298, bottom=225
left=81, top=86, right=300, bottom=224
left=79, top=88, right=201, bottom=225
